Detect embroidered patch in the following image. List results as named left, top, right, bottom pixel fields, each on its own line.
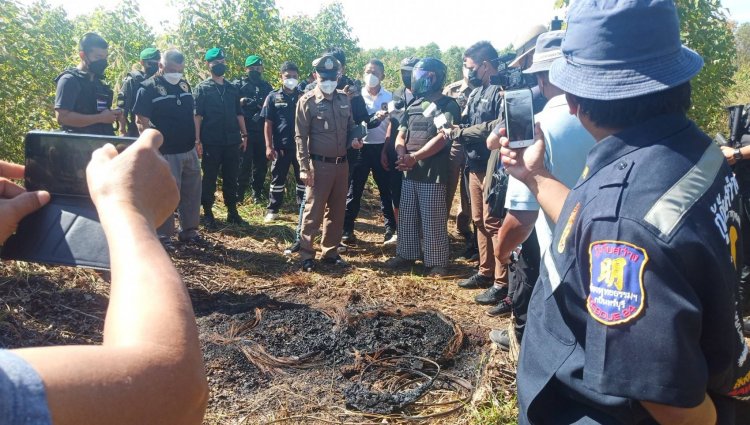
left=557, top=202, right=580, bottom=254
left=156, top=85, right=167, bottom=96
left=587, top=241, right=648, bottom=325
left=179, top=81, right=189, bottom=92
left=729, top=368, right=750, bottom=400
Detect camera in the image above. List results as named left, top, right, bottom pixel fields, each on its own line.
left=716, top=104, right=750, bottom=148
left=490, top=53, right=537, bottom=90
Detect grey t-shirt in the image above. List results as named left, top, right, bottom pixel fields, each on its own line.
left=0, top=350, right=51, bottom=424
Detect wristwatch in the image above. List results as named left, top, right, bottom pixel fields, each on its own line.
left=734, top=148, right=743, bottom=161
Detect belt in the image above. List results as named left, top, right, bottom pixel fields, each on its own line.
left=310, top=154, right=347, bottom=164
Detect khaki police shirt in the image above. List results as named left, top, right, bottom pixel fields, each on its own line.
left=295, top=86, right=355, bottom=172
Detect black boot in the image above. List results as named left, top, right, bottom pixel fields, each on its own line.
left=202, top=204, right=216, bottom=229
left=226, top=204, right=247, bottom=225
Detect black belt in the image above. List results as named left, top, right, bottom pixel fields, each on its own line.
left=310, top=154, right=347, bottom=164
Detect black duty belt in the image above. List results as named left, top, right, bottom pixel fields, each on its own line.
left=310, top=154, right=347, bottom=164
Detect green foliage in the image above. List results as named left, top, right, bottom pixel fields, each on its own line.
left=736, top=22, right=750, bottom=66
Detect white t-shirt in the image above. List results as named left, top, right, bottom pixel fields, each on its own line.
left=361, top=86, right=392, bottom=144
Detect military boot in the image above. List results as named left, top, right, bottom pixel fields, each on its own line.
left=202, top=204, right=217, bottom=229
left=226, top=204, right=247, bottom=225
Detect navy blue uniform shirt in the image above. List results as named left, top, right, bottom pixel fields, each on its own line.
left=132, top=75, right=196, bottom=155
left=260, top=87, right=299, bottom=151
left=518, top=113, right=750, bottom=424
left=194, top=78, right=242, bottom=146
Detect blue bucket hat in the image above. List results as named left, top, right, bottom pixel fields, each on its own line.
left=549, top=0, right=704, bottom=100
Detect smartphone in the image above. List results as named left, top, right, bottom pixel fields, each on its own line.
left=1, top=131, right=135, bottom=270
left=503, top=89, right=535, bottom=149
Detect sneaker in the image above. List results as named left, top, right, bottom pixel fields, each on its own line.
left=284, top=241, right=301, bottom=256
left=486, top=297, right=513, bottom=317
left=227, top=212, right=247, bottom=225
left=383, top=228, right=397, bottom=245
left=426, top=266, right=448, bottom=277
left=264, top=212, right=278, bottom=223
left=321, top=255, right=350, bottom=268
left=301, top=258, right=315, bottom=272
left=489, top=329, right=510, bottom=352
left=337, top=243, right=348, bottom=254
left=341, top=231, right=357, bottom=245
left=475, top=285, right=509, bottom=305
left=384, top=255, right=415, bottom=268
left=457, top=273, right=493, bottom=289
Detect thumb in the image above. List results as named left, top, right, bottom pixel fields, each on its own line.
left=7, top=191, right=50, bottom=222
left=90, top=143, right=118, bottom=166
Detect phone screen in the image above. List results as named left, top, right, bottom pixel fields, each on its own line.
left=24, top=132, right=133, bottom=197
left=504, top=89, right=535, bottom=148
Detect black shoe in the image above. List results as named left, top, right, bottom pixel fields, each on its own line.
left=489, top=329, right=510, bottom=352
left=284, top=241, right=300, bottom=256
left=321, top=255, right=350, bottom=268
left=461, top=245, right=479, bottom=261
left=486, top=297, right=513, bottom=317
left=475, top=285, right=509, bottom=305
left=341, top=231, right=357, bottom=245
left=301, top=258, right=315, bottom=272
left=458, top=273, right=493, bottom=289
left=202, top=211, right=217, bottom=230
left=180, top=234, right=210, bottom=248
left=227, top=212, right=247, bottom=225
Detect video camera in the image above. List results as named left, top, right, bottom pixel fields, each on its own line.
left=490, top=53, right=537, bottom=90
left=715, top=104, right=750, bottom=148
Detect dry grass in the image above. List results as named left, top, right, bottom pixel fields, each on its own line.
left=0, top=185, right=519, bottom=424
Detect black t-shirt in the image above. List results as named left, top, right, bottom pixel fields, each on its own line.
left=260, top=88, right=299, bottom=150
left=132, top=75, right=196, bottom=155
left=54, top=69, right=115, bottom=136
left=461, top=84, right=503, bottom=172
left=194, top=78, right=243, bottom=146
left=236, top=77, right=273, bottom=134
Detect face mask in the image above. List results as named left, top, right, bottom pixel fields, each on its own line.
left=401, top=71, right=412, bottom=90
left=144, top=62, right=159, bottom=77
left=88, top=58, right=108, bottom=76
left=283, top=78, right=299, bottom=90
left=210, top=63, right=226, bottom=77
left=319, top=80, right=338, bottom=94
left=163, top=73, right=183, bottom=85
left=467, top=64, right=484, bottom=88
left=364, top=73, right=379, bottom=88
left=248, top=70, right=261, bottom=81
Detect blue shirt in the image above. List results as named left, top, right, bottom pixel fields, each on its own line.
left=0, top=350, right=51, bottom=424
left=505, top=94, right=596, bottom=252
left=517, top=114, right=750, bottom=424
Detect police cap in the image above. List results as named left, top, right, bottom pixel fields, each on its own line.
left=139, top=47, right=160, bottom=61
left=204, top=47, right=225, bottom=62
left=312, top=54, right=341, bottom=80
left=245, top=55, right=262, bottom=67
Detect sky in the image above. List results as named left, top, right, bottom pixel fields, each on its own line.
left=18, top=0, right=750, bottom=50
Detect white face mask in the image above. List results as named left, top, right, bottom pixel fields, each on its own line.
left=364, top=73, right=380, bottom=88
left=319, top=80, right=338, bottom=94
left=462, top=67, right=470, bottom=80
left=283, top=78, right=299, bottom=90
left=163, top=73, right=182, bottom=85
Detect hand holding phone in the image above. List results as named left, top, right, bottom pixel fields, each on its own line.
left=503, top=89, right=535, bottom=149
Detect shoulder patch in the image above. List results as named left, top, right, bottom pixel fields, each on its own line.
left=587, top=241, right=648, bottom=326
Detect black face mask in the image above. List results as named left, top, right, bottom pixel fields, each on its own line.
left=247, top=70, right=261, bottom=81
left=467, top=66, right=484, bottom=88
left=401, top=71, right=411, bottom=90
left=144, top=62, right=159, bottom=77
left=88, top=58, right=108, bottom=76
left=211, top=63, right=226, bottom=77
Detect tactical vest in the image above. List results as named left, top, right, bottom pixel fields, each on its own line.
left=57, top=68, right=113, bottom=116
left=405, top=96, right=451, bottom=153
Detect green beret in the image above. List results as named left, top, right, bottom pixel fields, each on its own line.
left=139, top=47, right=160, bottom=61
left=204, top=47, right=225, bottom=62
left=244, top=55, right=262, bottom=67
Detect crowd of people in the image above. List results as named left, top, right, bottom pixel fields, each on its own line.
left=3, top=0, right=750, bottom=423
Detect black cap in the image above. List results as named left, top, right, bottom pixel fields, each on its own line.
left=400, top=57, right=420, bottom=71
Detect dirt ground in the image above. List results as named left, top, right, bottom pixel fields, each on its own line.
left=0, top=188, right=518, bottom=424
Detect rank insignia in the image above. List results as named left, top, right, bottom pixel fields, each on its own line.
left=156, top=85, right=167, bottom=96
left=587, top=241, right=648, bottom=325
left=179, top=81, right=189, bottom=92
left=557, top=202, right=580, bottom=254
left=324, top=58, right=334, bottom=70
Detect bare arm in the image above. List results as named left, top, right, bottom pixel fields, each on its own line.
left=495, top=209, right=538, bottom=263
left=193, top=115, right=203, bottom=157
left=13, top=130, right=208, bottom=425
left=237, top=115, right=248, bottom=151
left=56, top=109, right=118, bottom=128
left=264, top=119, right=275, bottom=160
left=641, top=395, right=716, bottom=425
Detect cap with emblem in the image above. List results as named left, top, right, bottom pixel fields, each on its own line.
left=204, top=47, right=225, bottom=62
left=244, top=55, right=262, bottom=67
left=523, top=30, right=564, bottom=75
left=139, top=47, right=161, bottom=61
left=312, top=54, right=341, bottom=80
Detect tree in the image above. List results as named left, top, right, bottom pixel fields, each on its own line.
left=736, top=22, right=750, bottom=66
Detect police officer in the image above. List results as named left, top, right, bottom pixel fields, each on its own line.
left=261, top=61, right=304, bottom=223
left=133, top=49, right=204, bottom=248
left=194, top=47, right=249, bottom=227
left=296, top=55, right=363, bottom=272
left=500, top=1, right=750, bottom=422
left=117, top=47, right=160, bottom=137
left=236, top=54, right=273, bottom=204
left=54, top=32, right=120, bottom=135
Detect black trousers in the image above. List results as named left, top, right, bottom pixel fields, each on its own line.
left=201, top=143, right=241, bottom=207
left=509, top=229, right=540, bottom=342
left=267, top=146, right=304, bottom=213
left=237, top=130, right=267, bottom=199
left=344, top=143, right=396, bottom=233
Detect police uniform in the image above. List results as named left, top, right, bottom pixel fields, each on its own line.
left=117, top=47, right=160, bottom=137
left=261, top=87, right=304, bottom=213
left=296, top=55, right=356, bottom=262
left=53, top=68, right=114, bottom=135
left=518, top=114, right=750, bottom=424
left=236, top=55, right=273, bottom=202
left=133, top=74, right=201, bottom=242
